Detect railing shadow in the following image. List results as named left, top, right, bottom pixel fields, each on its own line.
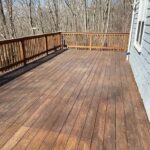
left=0, top=48, right=68, bottom=86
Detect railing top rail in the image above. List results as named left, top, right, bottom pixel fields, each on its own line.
left=0, top=31, right=129, bottom=74
left=62, top=32, right=129, bottom=35
left=0, top=32, right=61, bottom=44
left=0, top=32, right=129, bottom=44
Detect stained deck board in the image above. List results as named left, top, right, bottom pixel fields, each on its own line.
left=0, top=50, right=150, bottom=150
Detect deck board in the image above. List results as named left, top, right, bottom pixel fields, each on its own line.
left=0, top=50, right=150, bottom=150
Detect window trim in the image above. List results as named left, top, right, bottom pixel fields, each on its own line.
left=134, top=0, right=148, bottom=53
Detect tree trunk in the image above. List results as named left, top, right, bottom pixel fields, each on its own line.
left=84, top=0, right=88, bottom=32
left=29, top=0, right=36, bottom=35
left=0, top=0, right=9, bottom=38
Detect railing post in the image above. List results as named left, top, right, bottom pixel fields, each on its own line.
left=64, top=40, right=66, bottom=48
left=61, top=33, right=64, bottom=50
left=89, top=34, right=92, bottom=51
left=53, top=35, right=56, bottom=51
left=45, top=35, right=49, bottom=55
left=21, top=39, right=26, bottom=66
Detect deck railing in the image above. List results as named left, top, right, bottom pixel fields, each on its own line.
left=62, top=32, right=129, bottom=51
left=0, top=32, right=129, bottom=73
left=0, top=32, right=62, bottom=73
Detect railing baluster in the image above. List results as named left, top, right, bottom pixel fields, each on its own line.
left=62, top=32, right=129, bottom=51
left=89, top=34, right=92, bottom=51
left=0, top=32, right=129, bottom=74
left=0, top=32, right=62, bottom=73
left=21, top=39, right=26, bottom=66
left=45, top=35, right=48, bottom=55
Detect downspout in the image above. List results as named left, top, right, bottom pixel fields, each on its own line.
left=126, top=1, right=136, bottom=61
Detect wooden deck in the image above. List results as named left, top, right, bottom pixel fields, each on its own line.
left=0, top=50, right=150, bottom=150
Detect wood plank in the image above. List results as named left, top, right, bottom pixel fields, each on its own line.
left=64, top=52, right=102, bottom=150
left=0, top=50, right=76, bottom=94
left=37, top=52, right=101, bottom=150
left=90, top=52, right=111, bottom=150
left=115, top=52, right=128, bottom=150
left=0, top=51, right=86, bottom=148
left=123, top=58, right=150, bottom=150
left=0, top=50, right=149, bottom=150
left=13, top=51, right=98, bottom=150
left=67, top=45, right=124, bottom=51
left=0, top=51, right=78, bottom=115
left=103, top=52, right=116, bottom=150
left=119, top=54, right=141, bottom=150
left=77, top=52, right=106, bottom=150
left=51, top=53, right=102, bottom=150
left=0, top=51, right=77, bottom=125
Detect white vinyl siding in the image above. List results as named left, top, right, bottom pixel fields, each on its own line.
left=129, top=0, right=150, bottom=121
left=134, top=0, right=147, bottom=52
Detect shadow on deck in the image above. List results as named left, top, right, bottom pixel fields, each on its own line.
left=0, top=50, right=150, bottom=150
left=0, top=49, right=67, bottom=86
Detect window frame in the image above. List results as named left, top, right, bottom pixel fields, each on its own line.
left=134, top=0, right=148, bottom=53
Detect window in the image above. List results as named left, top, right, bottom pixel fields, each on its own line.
left=134, top=0, right=147, bottom=52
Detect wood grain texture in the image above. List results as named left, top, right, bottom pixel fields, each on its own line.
left=0, top=32, right=62, bottom=73
left=62, top=33, right=129, bottom=51
left=0, top=50, right=149, bottom=150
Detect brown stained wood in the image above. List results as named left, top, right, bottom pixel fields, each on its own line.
left=62, top=32, right=129, bottom=35
left=66, top=45, right=125, bottom=51
left=103, top=52, right=116, bottom=150
left=0, top=32, right=62, bottom=72
left=0, top=51, right=85, bottom=148
left=0, top=50, right=77, bottom=95
left=64, top=53, right=102, bottom=150
left=51, top=53, right=101, bottom=150
left=77, top=52, right=106, bottom=150
left=0, top=51, right=77, bottom=141
left=119, top=55, right=141, bottom=150
left=37, top=53, right=100, bottom=150
left=0, top=51, right=77, bottom=116
left=62, top=32, right=129, bottom=52
left=0, top=32, right=129, bottom=74
left=90, top=52, right=111, bottom=150
left=21, top=40, right=26, bottom=65
left=51, top=52, right=102, bottom=148
left=123, top=59, right=150, bottom=150
left=23, top=52, right=99, bottom=150
left=115, top=53, right=128, bottom=150
left=0, top=50, right=149, bottom=150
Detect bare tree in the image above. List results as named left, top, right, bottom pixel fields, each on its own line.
left=84, top=0, right=88, bottom=31
left=37, top=0, right=45, bottom=34
left=0, top=0, right=9, bottom=38
left=64, top=0, right=78, bottom=32
left=102, top=0, right=111, bottom=33
left=29, top=0, right=36, bottom=35
left=0, top=0, right=133, bottom=39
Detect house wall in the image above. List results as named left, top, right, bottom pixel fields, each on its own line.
left=129, top=0, right=150, bottom=121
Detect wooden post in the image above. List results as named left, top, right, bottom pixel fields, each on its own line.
left=21, top=39, right=26, bottom=66
left=61, top=33, right=64, bottom=50
left=54, top=35, right=56, bottom=51
left=89, top=34, right=92, bottom=51
left=45, top=36, right=48, bottom=55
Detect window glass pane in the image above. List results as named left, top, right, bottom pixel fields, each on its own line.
left=139, top=21, right=144, bottom=44
left=136, top=21, right=141, bottom=42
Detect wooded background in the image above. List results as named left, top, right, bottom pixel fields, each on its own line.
left=0, top=0, right=133, bottom=40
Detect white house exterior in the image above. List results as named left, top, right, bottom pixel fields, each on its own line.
left=128, top=0, right=150, bottom=121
